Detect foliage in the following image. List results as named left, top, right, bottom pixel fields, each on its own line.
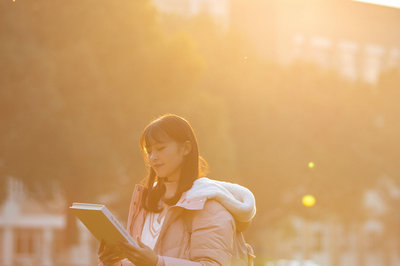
left=158, top=12, right=400, bottom=246
left=0, top=0, right=232, bottom=245
left=1, top=0, right=400, bottom=256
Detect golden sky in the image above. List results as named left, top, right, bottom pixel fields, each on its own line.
left=354, top=0, right=400, bottom=8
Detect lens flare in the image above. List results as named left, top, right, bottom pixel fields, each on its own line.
left=302, top=195, right=316, bottom=207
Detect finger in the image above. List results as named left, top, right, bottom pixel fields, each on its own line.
left=134, top=256, right=153, bottom=266
left=100, top=248, right=117, bottom=260
left=101, top=245, right=122, bottom=260
left=119, top=240, right=140, bottom=252
left=100, top=253, right=114, bottom=263
left=117, top=241, right=140, bottom=260
left=107, top=254, right=123, bottom=263
left=101, top=245, right=117, bottom=256
left=101, top=252, right=122, bottom=264
left=136, top=238, right=152, bottom=252
left=103, top=257, right=122, bottom=266
left=137, top=237, right=146, bottom=248
left=119, top=242, right=146, bottom=264
left=126, top=253, right=143, bottom=265
left=110, top=257, right=123, bottom=265
left=98, top=239, right=105, bottom=253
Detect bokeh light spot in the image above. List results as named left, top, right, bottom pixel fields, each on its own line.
left=302, top=194, right=316, bottom=207
left=308, top=161, right=315, bottom=169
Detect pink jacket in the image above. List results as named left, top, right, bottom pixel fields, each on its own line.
left=100, top=177, right=256, bottom=266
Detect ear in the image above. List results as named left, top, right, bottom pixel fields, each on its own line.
left=183, top=140, right=192, bottom=156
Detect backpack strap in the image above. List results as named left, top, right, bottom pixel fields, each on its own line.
left=245, top=243, right=255, bottom=266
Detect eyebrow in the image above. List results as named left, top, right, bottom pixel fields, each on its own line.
left=145, top=141, right=167, bottom=149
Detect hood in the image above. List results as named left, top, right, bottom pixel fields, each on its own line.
left=182, top=177, right=256, bottom=226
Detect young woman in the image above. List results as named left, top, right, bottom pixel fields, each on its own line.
left=98, top=114, right=256, bottom=266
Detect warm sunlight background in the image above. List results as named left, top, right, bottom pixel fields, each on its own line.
left=1, top=0, right=400, bottom=265
left=354, top=0, right=400, bottom=8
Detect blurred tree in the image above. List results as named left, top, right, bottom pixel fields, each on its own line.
left=2, top=1, right=400, bottom=262
left=155, top=13, right=400, bottom=261
left=0, top=0, right=229, bottom=247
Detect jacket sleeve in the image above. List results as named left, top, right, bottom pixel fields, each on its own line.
left=157, top=200, right=236, bottom=266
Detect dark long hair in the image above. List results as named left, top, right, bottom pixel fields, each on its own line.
left=139, top=114, right=208, bottom=212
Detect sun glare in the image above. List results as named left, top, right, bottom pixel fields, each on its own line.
left=302, top=195, right=316, bottom=207
left=353, top=0, right=400, bottom=8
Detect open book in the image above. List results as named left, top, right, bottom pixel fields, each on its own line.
left=70, top=203, right=138, bottom=247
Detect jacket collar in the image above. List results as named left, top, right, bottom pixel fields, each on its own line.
left=174, top=191, right=207, bottom=210
left=134, top=184, right=207, bottom=211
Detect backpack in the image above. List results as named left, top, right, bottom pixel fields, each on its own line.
left=184, top=212, right=255, bottom=266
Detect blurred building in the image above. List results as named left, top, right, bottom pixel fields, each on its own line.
left=230, top=0, right=400, bottom=83
left=0, top=178, right=95, bottom=266
left=152, top=0, right=230, bottom=30
left=151, top=0, right=400, bottom=83
left=263, top=177, right=400, bottom=266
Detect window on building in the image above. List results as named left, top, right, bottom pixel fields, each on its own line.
left=312, top=230, right=323, bottom=252
left=310, top=36, right=332, bottom=69
left=52, top=229, right=64, bottom=254
left=363, top=44, right=385, bottom=84
left=338, top=41, right=359, bottom=81
left=292, top=33, right=306, bottom=59
left=14, top=228, right=41, bottom=255
left=338, top=227, right=351, bottom=252
left=365, top=230, right=382, bottom=251
left=387, top=48, right=400, bottom=69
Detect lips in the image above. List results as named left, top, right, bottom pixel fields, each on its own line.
left=153, top=164, right=163, bottom=169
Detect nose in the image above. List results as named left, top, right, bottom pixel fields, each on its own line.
left=149, top=151, right=158, bottom=162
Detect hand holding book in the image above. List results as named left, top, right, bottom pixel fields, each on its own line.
left=71, top=202, right=158, bottom=265
left=118, top=238, right=159, bottom=266
left=98, top=239, right=124, bottom=265
left=69, top=203, right=138, bottom=247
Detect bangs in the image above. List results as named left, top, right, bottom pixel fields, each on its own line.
left=140, top=122, right=171, bottom=151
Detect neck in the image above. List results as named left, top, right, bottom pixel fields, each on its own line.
left=162, top=168, right=180, bottom=197
left=163, top=179, right=179, bottom=199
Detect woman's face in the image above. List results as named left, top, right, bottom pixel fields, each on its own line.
left=145, top=137, right=189, bottom=181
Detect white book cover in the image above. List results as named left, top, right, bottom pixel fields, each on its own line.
left=70, top=202, right=138, bottom=247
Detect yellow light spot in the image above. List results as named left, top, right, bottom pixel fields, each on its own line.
left=302, top=195, right=316, bottom=207
left=308, top=161, right=315, bottom=169
left=244, top=56, right=248, bottom=60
